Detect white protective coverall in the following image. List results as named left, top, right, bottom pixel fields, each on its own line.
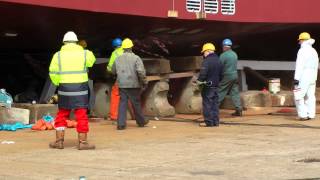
left=294, top=39, right=319, bottom=119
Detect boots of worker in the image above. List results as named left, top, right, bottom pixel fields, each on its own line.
left=78, top=133, right=95, bottom=150
left=49, top=130, right=64, bottom=149
left=231, top=109, right=242, bottom=116
left=137, top=119, right=150, bottom=127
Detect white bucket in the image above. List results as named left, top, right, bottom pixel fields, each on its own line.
left=268, top=78, right=280, bottom=94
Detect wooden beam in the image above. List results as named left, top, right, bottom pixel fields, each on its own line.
left=146, top=71, right=195, bottom=82
left=146, top=76, right=162, bottom=82
left=168, top=71, right=195, bottom=79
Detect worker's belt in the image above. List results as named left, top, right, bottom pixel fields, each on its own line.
left=58, top=90, right=88, bottom=96
left=50, top=50, right=88, bottom=75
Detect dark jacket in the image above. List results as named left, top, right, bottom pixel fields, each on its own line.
left=198, top=53, right=223, bottom=88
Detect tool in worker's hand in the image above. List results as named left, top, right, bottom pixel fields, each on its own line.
left=195, top=80, right=212, bottom=86
left=194, top=80, right=213, bottom=91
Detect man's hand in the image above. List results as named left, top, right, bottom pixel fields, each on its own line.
left=293, top=79, right=299, bottom=86
left=191, top=75, right=198, bottom=83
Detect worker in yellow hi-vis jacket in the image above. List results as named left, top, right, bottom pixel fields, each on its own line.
left=49, top=31, right=96, bottom=150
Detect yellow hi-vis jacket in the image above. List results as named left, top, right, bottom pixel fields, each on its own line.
left=107, top=47, right=123, bottom=73
left=49, top=43, right=96, bottom=86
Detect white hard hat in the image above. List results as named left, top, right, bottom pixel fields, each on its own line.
left=63, top=31, right=78, bottom=42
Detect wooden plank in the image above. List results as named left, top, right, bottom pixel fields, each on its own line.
left=168, top=71, right=195, bottom=79
left=170, top=56, right=202, bottom=72
left=143, top=58, right=171, bottom=75
left=146, top=72, right=195, bottom=82
left=97, top=59, right=301, bottom=71
left=146, top=76, right=162, bottom=81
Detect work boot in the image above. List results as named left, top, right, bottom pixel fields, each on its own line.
left=137, top=119, right=150, bottom=127
left=299, top=117, right=310, bottom=121
left=231, top=109, right=242, bottom=116
left=78, top=133, right=95, bottom=150
left=49, top=130, right=64, bottom=149
left=117, top=125, right=126, bottom=130
left=199, top=121, right=215, bottom=127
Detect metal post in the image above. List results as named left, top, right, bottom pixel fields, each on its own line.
left=240, top=70, right=248, bottom=91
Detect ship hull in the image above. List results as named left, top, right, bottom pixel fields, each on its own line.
left=0, top=1, right=319, bottom=59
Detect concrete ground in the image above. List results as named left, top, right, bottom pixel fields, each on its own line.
left=1, top=109, right=320, bottom=180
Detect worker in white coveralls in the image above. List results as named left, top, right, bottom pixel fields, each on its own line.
left=294, top=32, right=319, bottom=121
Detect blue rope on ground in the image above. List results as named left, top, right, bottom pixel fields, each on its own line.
left=0, top=122, right=33, bottom=131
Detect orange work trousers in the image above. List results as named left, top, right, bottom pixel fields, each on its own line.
left=109, top=83, right=135, bottom=121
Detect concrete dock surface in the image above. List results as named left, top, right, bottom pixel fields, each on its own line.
left=1, top=108, right=320, bottom=180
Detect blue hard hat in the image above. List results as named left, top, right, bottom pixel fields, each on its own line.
left=222, top=38, right=232, bottom=46
left=112, top=38, right=122, bottom=48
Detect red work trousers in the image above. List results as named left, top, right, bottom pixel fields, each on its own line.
left=54, top=108, right=89, bottom=133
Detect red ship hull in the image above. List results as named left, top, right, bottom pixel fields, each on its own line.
left=2, top=0, right=320, bottom=23
left=0, top=0, right=319, bottom=59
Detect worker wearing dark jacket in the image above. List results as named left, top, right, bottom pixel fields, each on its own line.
left=112, top=38, right=149, bottom=130
left=197, top=43, right=223, bottom=127
left=218, top=38, right=243, bottom=116
left=49, top=31, right=96, bottom=150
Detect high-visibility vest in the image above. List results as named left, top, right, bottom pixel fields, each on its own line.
left=49, top=43, right=96, bottom=85
left=107, top=47, right=123, bottom=72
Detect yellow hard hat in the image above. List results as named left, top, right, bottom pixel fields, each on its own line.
left=78, top=40, right=87, bottom=48
left=122, top=38, right=134, bottom=49
left=201, top=43, right=215, bottom=53
left=298, top=32, right=311, bottom=41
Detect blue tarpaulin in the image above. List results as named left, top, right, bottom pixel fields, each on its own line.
left=0, top=122, right=33, bottom=131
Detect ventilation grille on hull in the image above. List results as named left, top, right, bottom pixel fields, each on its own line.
left=221, top=0, right=236, bottom=15
left=204, top=0, right=218, bottom=14
left=186, top=0, right=201, bottom=12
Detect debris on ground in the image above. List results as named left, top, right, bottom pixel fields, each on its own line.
left=267, top=108, right=296, bottom=116
left=276, top=108, right=295, bottom=113
left=31, top=119, right=53, bottom=130
left=31, top=114, right=76, bottom=131
left=31, top=114, right=54, bottom=130
left=1, top=140, right=15, bottom=144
